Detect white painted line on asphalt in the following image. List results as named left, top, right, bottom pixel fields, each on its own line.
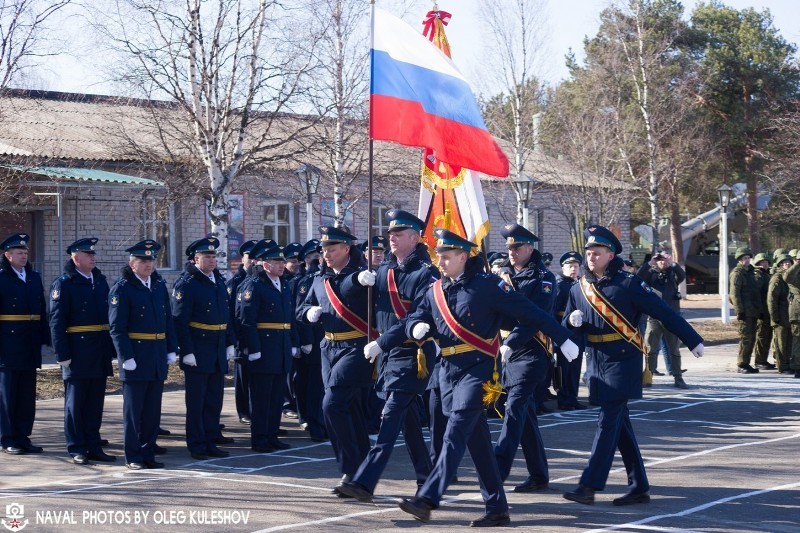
left=584, top=480, right=800, bottom=533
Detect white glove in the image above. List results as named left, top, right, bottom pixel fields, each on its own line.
left=364, top=341, right=382, bottom=363
left=226, top=345, right=235, bottom=361
left=122, top=358, right=137, bottom=371
left=248, top=351, right=262, bottom=362
left=691, top=343, right=704, bottom=358
left=357, top=270, right=376, bottom=287
left=499, top=345, right=512, bottom=364
left=183, top=353, right=197, bottom=366
left=568, top=310, right=584, bottom=328
left=166, top=352, right=177, bottom=365
left=292, top=347, right=300, bottom=358
left=411, top=322, right=430, bottom=340
left=306, top=306, right=323, bottom=323
left=59, top=359, right=72, bottom=368
left=300, top=344, right=312, bottom=354
left=560, top=339, right=579, bottom=362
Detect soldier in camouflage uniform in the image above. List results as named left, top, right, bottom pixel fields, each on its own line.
left=729, top=247, right=762, bottom=374
left=782, top=260, right=800, bottom=378
left=767, top=254, right=793, bottom=374
left=752, top=253, right=775, bottom=370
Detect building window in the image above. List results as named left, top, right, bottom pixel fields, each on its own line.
left=143, top=198, right=176, bottom=269
left=372, top=206, right=390, bottom=235
left=263, top=202, right=296, bottom=243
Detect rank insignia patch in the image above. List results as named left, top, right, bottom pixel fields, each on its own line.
left=542, top=281, right=553, bottom=294
left=243, top=290, right=252, bottom=301
left=110, top=296, right=119, bottom=306
left=51, top=289, right=60, bottom=300
left=174, top=291, right=183, bottom=301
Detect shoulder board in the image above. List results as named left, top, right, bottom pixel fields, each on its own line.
left=60, top=274, right=69, bottom=281
left=479, top=273, right=491, bottom=279
left=624, top=272, right=635, bottom=279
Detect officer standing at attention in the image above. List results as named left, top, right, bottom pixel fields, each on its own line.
left=237, top=241, right=298, bottom=452
left=282, top=241, right=304, bottom=421
left=398, top=229, right=577, bottom=528
left=493, top=224, right=573, bottom=495
left=337, top=209, right=438, bottom=501
left=752, top=253, right=776, bottom=370
left=109, top=240, right=177, bottom=470
left=298, top=226, right=373, bottom=495
left=227, top=240, right=257, bottom=425
left=562, top=225, right=703, bottom=506
left=172, top=237, right=235, bottom=460
left=50, top=238, right=116, bottom=465
left=0, top=233, right=50, bottom=455
left=555, top=252, right=586, bottom=410
left=729, top=247, right=762, bottom=374
left=768, top=254, right=793, bottom=374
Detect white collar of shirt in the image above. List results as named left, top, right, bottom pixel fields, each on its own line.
left=135, top=273, right=150, bottom=289
left=13, top=267, right=25, bottom=282
left=78, top=270, right=93, bottom=284
left=267, top=275, right=281, bottom=290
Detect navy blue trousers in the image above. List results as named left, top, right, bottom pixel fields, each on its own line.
left=418, top=407, right=507, bottom=514
left=427, top=386, right=448, bottom=464
left=294, top=360, right=325, bottom=439
left=0, top=369, right=36, bottom=448
left=283, top=358, right=297, bottom=412
left=64, top=377, right=107, bottom=455
left=233, top=358, right=250, bottom=418
left=495, top=380, right=548, bottom=484
left=184, top=371, right=224, bottom=453
left=556, top=351, right=584, bottom=407
left=323, top=385, right=370, bottom=476
left=352, top=391, right=432, bottom=492
left=579, top=399, right=649, bottom=493
left=249, top=373, right=285, bottom=447
left=122, top=380, right=164, bottom=463
left=363, top=384, right=385, bottom=433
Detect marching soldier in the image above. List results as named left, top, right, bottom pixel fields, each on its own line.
left=359, top=236, right=387, bottom=266
left=768, top=254, right=793, bottom=374
left=397, top=229, right=577, bottom=527
left=555, top=251, right=586, bottom=410
left=237, top=241, right=299, bottom=452
left=298, top=226, right=373, bottom=494
left=0, top=233, right=50, bottom=455
left=282, top=241, right=304, bottom=420
left=752, top=253, right=775, bottom=370
left=493, top=224, right=571, bottom=494
left=283, top=242, right=303, bottom=282
left=730, top=247, right=762, bottom=373
left=50, top=238, right=116, bottom=465
left=562, top=225, right=703, bottom=506
left=336, top=209, right=438, bottom=501
left=227, top=240, right=257, bottom=425
left=109, top=240, right=177, bottom=470
left=783, top=260, right=800, bottom=378
left=172, top=237, right=235, bottom=460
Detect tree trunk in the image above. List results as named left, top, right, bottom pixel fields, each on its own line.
left=208, top=167, right=230, bottom=270
left=746, top=174, right=759, bottom=250
left=668, top=185, right=684, bottom=264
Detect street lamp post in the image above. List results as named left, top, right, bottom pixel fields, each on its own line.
left=717, top=183, right=733, bottom=325
left=295, top=163, right=321, bottom=241
left=512, top=176, right=532, bottom=230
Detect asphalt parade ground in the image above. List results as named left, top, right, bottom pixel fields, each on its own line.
left=2, top=343, right=798, bottom=532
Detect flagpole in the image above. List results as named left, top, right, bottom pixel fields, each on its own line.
left=367, top=0, right=375, bottom=339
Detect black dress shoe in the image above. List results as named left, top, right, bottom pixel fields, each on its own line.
left=513, top=478, right=549, bottom=493
left=144, top=459, right=165, bottom=469
left=398, top=497, right=434, bottom=522
left=613, top=491, right=651, bottom=506
left=126, top=462, right=146, bottom=470
left=269, top=439, right=290, bottom=450
left=470, top=512, right=510, bottom=527
left=100, top=439, right=110, bottom=446
left=283, top=409, right=299, bottom=419
left=652, top=370, right=665, bottom=376
left=336, top=481, right=373, bottom=502
left=239, top=416, right=252, bottom=425
left=207, top=447, right=229, bottom=458
left=331, top=474, right=352, bottom=497
left=564, top=485, right=595, bottom=505
left=251, top=445, right=274, bottom=453
left=3, top=446, right=24, bottom=455
left=574, top=403, right=589, bottom=410
left=87, top=451, right=117, bottom=462
left=738, top=365, right=758, bottom=374
left=21, top=443, right=43, bottom=453
left=190, top=452, right=209, bottom=460
left=755, top=362, right=776, bottom=370
left=157, top=428, right=171, bottom=436
left=794, top=370, right=800, bottom=378
left=545, top=390, right=558, bottom=400
left=213, top=436, right=235, bottom=445
left=276, top=429, right=289, bottom=436
left=72, top=454, right=89, bottom=465
left=310, top=435, right=328, bottom=443
left=558, top=405, right=575, bottom=411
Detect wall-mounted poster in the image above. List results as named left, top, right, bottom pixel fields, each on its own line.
left=205, top=192, right=245, bottom=270
left=320, top=198, right=355, bottom=232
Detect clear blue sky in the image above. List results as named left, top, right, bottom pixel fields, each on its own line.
left=32, top=0, right=800, bottom=97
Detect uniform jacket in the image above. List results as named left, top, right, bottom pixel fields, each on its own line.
left=498, top=254, right=558, bottom=388
left=373, top=243, right=439, bottom=394
left=406, top=256, right=571, bottom=413
left=768, top=269, right=790, bottom=327
left=554, top=274, right=575, bottom=320
left=237, top=267, right=298, bottom=375
left=637, top=262, right=685, bottom=312
left=298, top=247, right=373, bottom=388
left=0, top=255, right=50, bottom=370
left=226, top=264, right=248, bottom=349
left=49, top=260, right=114, bottom=379
left=783, top=262, right=800, bottom=323
left=564, top=256, right=702, bottom=404
left=753, top=266, right=771, bottom=320
left=730, top=263, right=762, bottom=318
left=172, top=263, right=233, bottom=374
left=293, top=261, right=323, bottom=365
left=109, top=266, right=177, bottom=382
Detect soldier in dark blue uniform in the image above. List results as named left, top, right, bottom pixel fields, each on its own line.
left=50, top=238, right=116, bottom=465
left=298, top=226, right=373, bottom=494
left=282, top=241, right=304, bottom=420
left=237, top=242, right=298, bottom=452
left=0, top=233, right=50, bottom=455
left=337, top=210, right=438, bottom=501
left=359, top=235, right=387, bottom=267
left=562, top=225, right=704, bottom=506
left=555, top=251, right=586, bottom=411
left=493, top=224, right=572, bottom=494
left=292, top=239, right=327, bottom=441
left=172, top=237, right=234, bottom=460
left=398, top=229, right=576, bottom=527
left=109, top=240, right=178, bottom=470
left=227, top=240, right=257, bottom=425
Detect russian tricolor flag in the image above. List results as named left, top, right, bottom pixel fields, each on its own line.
left=370, top=8, right=509, bottom=178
